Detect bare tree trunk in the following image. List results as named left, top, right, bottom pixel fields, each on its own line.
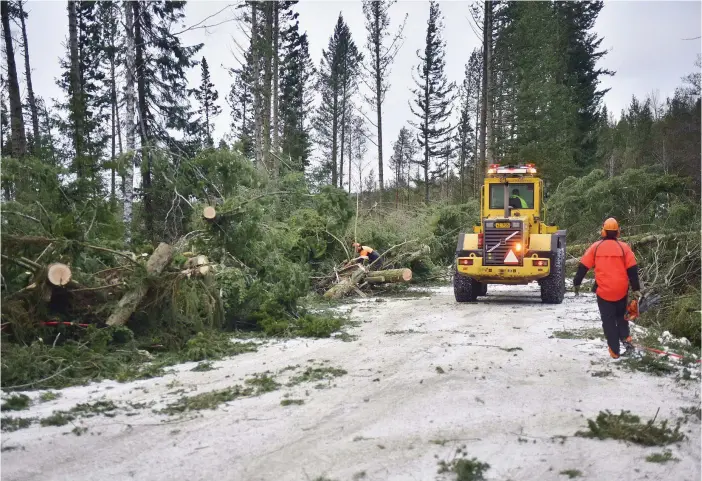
left=108, top=4, right=118, bottom=203
left=348, top=116, right=353, bottom=193
left=479, top=7, right=488, bottom=174
left=262, top=1, right=273, bottom=173
left=484, top=1, right=494, bottom=166
left=473, top=65, right=481, bottom=198
left=374, top=20, right=384, bottom=194
left=2, top=1, right=27, bottom=158
left=331, top=94, right=338, bottom=187
left=272, top=1, right=279, bottom=173
left=67, top=1, right=83, bottom=162
left=133, top=1, right=152, bottom=239
left=251, top=2, right=262, bottom=167
left=123, top=1, right=136, bottom=242
left=18, top=1, right=39, bottom=151
left=340, top=101, right=346, bottom=189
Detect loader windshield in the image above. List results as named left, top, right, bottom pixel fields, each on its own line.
left=489, top=183, right=535, bottom=209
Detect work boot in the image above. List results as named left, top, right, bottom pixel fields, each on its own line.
left=608, top=347, right=622, bottom=361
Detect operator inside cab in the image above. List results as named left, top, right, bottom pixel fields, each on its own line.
left=509, top=188, right=528, bottom=209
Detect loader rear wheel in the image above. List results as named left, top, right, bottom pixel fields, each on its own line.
left=454, top=273, right=478, bottom=303
left=540, top=248, right=566, bottom=304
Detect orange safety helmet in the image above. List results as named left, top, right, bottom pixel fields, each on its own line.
left=601, top=217, right=620, bottom=238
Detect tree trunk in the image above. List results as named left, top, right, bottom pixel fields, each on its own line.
left=109, top=6, right=117, bottom=203
left=133, top=1, right=152, bottom=239
left=479, top=7, right=488, bottom=173
left=251, top=2, right=262, bottom=167
left=18, top=1, right=39, bottom=152
left=123, top=0, right=136, bottom=242
left=106, top=243, right=175, bottom=327
left=2, top=1, right=27, bottom=158
left=375, top=16, right=384, bottom=194
left=339, top=91, right=347, bottom=190
left=484, top=1, right=494, bottom=166
left=323, top=265, right=367, bottom=299
left=272, top=1, right=279, bottom=170
left=331, top=94, right=338, bottom=187
left=365, top=268, right=412, bottom=284
left=67, top=0, right=84, bottom=162
left=262, top=1, right=273, bottom=173
left=473, top=64, right=481, bottom=197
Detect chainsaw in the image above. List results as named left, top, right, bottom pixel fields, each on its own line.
left=624, top=292, right=661, bottom=322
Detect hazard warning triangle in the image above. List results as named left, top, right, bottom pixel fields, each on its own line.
left=504, top=250, right=519, bottom=264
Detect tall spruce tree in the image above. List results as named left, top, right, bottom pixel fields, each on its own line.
left=279, top=3, right=315, bottom=172
left=314, top=14, right=362, bottom=188
left=362, top=0, right=407, bottom=193
left=191, top=57, right=222, bottom=147
left=409, top=1, right=455, bottom=204
left=554, top=1, right=612, bottom=172
left=227, top=60, right=254, bottom=157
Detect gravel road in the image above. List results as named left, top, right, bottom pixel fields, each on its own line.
left=2, top=284, right=700, bottom=481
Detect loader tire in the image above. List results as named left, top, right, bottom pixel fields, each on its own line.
left=540, top=247, right=566, bottom=304
left=454, top=273, right=478, bottom=303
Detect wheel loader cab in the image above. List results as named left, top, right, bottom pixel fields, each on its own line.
left=454, top=163, right=567, bottom=304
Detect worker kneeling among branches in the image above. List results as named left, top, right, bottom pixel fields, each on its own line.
left=573, top=218, right=641, bottom=360
left=350, top=243, right=382, bottom=269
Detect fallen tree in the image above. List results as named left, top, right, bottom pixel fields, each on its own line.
left=106, top=243, right=175, bottom=327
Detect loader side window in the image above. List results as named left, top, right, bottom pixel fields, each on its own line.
left=489, top=184, right=535, bottom=209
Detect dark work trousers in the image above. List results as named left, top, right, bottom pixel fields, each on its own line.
left=596, top=295, right=629, bottom=355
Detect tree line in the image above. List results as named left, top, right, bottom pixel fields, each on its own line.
left=1, top=1, right=699, bottom=244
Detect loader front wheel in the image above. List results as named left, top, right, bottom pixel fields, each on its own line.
left=540, top=248, right=566, bottom=304
left=454, top=273, right=479, bottom=303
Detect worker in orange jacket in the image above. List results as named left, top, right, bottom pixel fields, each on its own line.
left=572, top=218, right=641, bottom=360
left=351, top=243, right=381, bottom=268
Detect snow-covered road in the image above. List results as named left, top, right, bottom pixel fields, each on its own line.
left=2, top=285, right=700, bottom=481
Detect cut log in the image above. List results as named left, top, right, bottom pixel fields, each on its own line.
left=203, top=206, right=216, bottom=220
left=47, top=263, right=72, bottom=286
left=106, top=242, right=175, bottom=327
left=184, top=255, right=211, bottom=277
left=323, top=265, right=367, bottom=299
left=366, top=268, right=412, bottom=284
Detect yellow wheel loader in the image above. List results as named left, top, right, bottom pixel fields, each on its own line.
left=454, top=163, right=566, bottom=304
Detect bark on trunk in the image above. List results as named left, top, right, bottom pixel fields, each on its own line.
left=123, top=1, right=136, bottom=242
left=324, top=265, right=367, bottom=299
left=484, top=1, right=494, bottom=166
left=271, top=1, right=279, bottom=172
left=67, top=0, right=84, bottom=161
left=133, top=1, right=152, bottom=239
left=18, top=1, right=39, bottom=151
left=2, top=1, right=27, bottom=158
left=251, top=2, right=262, bottom=167
left=262, top=1, right=273, bottom=173
left=365, top=268, right=412, bottom=284
left=331, top=94, right=338, bottom=187
left=479, top=5, right=488, bottom=172
left=375, top=18, right=384, bottom=193
left=106, top=243, right=174, bottom=326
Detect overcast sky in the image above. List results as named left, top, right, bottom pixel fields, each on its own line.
left=18, top=1, right=702, bottom=184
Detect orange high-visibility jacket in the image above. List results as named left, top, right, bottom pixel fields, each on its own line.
left=579, top=239, right=638, bottom=302
left=358, top=246, right=374, bottom=258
